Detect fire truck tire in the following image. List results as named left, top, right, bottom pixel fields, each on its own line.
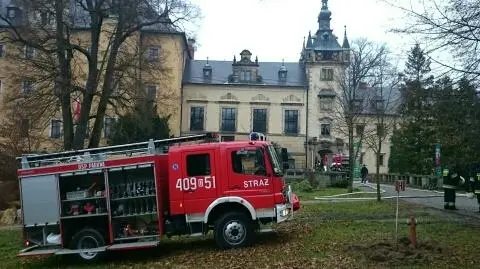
left=214, top=212, right=254, bottom=249
left=70, top=228, right=106, bottom=262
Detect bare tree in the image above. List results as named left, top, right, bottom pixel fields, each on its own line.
left=0, top=0, right=200, bottom=150
left=383, top=0, right=480, bottom=80
left=0, top=95, right=55, bottom=208
left=332, top=38, right=389, bottom=192
left=362, top=53, right=402, bottom=201
left=0, top=100, right=53, bottom=155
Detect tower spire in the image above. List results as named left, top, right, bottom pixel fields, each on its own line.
left=318, top=0, right=332, bottom=31
left=342, top=25, right=350, bottom=48
left=322, top=0, right=328, bottom=8
left=307, top=31, right=313, bottom=47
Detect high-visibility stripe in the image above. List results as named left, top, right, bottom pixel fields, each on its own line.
left=443, top=185, right=456, bottom=189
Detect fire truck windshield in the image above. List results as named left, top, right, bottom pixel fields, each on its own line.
left=267, top=145, right=282, bottom=176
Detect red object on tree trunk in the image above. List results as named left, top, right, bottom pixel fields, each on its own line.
left=73, top=98, right=81, bottom=123
left=408, top=216, right=417, bottom=247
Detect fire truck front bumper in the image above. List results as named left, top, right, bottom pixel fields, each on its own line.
left=276, top=186, right=300, bottom=223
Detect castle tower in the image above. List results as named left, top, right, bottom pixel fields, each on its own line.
left=301, top=0, right=351, bottom=169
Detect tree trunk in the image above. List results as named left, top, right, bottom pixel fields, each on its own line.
left=348, top=120, right=354, bottom=193
left=376, top=138, right=382, bottom=201
left=60, top=87, right=74, bottom=150
left=88, top=41, right=122, bottom=148
left=54, top=0, right=73, bottom=150
left=71, top=13, right=102, bottom=150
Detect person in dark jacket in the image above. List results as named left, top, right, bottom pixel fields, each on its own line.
left=360, top=165, right=368, bottom=183
left=442, top=164, right=465, bottom=210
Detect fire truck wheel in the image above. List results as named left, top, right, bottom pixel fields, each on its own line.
left=214, top=212, right=254, bottom=249
left=70, top=228, right=106, bottom=262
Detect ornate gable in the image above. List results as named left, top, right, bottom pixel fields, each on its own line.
left=283, top=94, right=301, bottom=103
left=251, top=94, right=270, bottom=102
left=228, top=49, right=263, bottom=84
left=219, top=92, right=240, bottom=104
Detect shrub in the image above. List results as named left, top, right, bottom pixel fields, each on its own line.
left=0, top=152, right=20, bottom=210
left=292, top=179, right=313, bottom=192
left=330, top=179, right=349, bottom=188
left=0, top=182, right=19, bottom=210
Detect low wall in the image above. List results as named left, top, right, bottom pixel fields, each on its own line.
left=371, top=173, right=442, bottom=190
left=285, top=170, right=349, bottom=188
left=285, top=169, right=443, bottom=190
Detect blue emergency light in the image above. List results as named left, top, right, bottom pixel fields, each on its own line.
left=249, top=132, right=266, bottom=141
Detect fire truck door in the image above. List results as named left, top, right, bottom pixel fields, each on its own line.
left=180, top=150, right=217, bottom=212
left=226, top=146, right=274, bottom=203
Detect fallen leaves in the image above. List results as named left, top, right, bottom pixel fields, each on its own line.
left=3, top=201, right=480, bottom=269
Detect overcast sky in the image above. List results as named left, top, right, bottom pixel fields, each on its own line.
left=188, top=0, right=421, bottom=65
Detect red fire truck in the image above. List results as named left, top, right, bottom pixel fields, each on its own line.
left=15, top=133, right=300, bottom=262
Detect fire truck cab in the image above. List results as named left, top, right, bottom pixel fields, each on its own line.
left=16, top=133, right=299, bottom=262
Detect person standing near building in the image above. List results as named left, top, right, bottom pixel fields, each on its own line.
left=361, top=164, right=368, bottom=184
left=442, top=164, right=465, bottom=210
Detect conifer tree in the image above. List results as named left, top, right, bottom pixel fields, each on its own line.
left=108, top=102, right=171, bottom=146
left=389, top=44, right=435, bottom=174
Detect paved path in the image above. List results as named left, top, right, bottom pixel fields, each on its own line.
left=367, top=182, right=480, bottom=218
left=305, top=180, right=480, bottom=219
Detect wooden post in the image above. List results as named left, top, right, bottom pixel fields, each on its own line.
left=408, top=216, right=417, bottom=248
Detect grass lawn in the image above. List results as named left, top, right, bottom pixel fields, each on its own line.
left=2, top=200, right=479, bottom=268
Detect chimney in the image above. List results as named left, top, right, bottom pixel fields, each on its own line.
left=187, top=38, right=196, bottom=59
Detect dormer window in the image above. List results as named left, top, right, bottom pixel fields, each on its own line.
left=230, top=50, right=260, bottom=84
left=240, top=71, right=252, bottom=82
left=278, top=61, right=288, bottom=82
left=8, top=8, right=16, bottom=19
left=372, top=100, right=385, bottom=111
left=353, top=99, right=363, bottom=112
left=203, top=58, right=212, bottom=79
left=203, top=69, right=211, bottom=78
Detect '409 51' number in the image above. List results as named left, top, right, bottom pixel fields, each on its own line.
left=175, top=176, right=216, bottom=191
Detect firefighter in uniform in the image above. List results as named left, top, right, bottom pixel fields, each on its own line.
left=442, top=165, right=465, bottom=210
left=469, top=163, right=480, bottom=213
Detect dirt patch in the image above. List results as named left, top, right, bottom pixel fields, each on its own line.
left=348, top=236, right=448, bottom=266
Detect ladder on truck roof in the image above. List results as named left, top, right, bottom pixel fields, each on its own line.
left=17, top=133, right=218, bottom=169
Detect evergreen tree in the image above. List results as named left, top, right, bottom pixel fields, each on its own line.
left=389, top=44, right=435, bottom=174
left=108, top=102, right=171, bottom=146
left=404, top=43, right=431, bottom=82
left=433, top=77, right=480, bottom=172
left=401, top=44, right=434, bottom=115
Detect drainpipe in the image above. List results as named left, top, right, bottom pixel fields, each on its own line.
left=305, top=66, right=309, bottom=169
left=180, top=47, right=185, bottom=136
left=179, top=36, right=192, bottom=137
